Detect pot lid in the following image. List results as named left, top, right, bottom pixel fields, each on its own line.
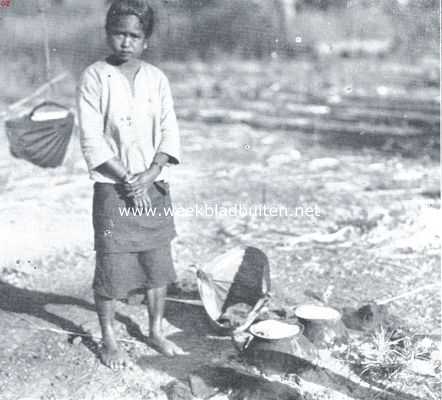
left=295, top=304, right=341, bottom=321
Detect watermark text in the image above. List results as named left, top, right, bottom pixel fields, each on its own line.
left=118, top=203, right=321, bottom=218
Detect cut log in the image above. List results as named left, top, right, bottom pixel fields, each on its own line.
left=342, top=91, right=439, bottom=107
left=315, top=39, right=396, bottom=58
left=328, top=107, right=440, bottom=129
left=261, top=90, right=440, bottom=115
left=247, top=115, right=435, bottom=138
left=177, top=104, right=439, bottom=138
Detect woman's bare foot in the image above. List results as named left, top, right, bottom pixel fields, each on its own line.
left=145, top=287, right=189, bottom=357
left=100, top=342, right=130, bottom=370
left=94, top=293, right=131, bottom=370
left=100, top=330, right=131, bottom=370
left=147, top=334, right=188, bottom=357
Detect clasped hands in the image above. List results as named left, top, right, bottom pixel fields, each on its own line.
left=122, top=170, right=156, bottom=209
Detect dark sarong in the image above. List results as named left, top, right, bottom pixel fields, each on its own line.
left=92, top=181, right=176, bottom=253
left=94, top=244, right=176, bottom=300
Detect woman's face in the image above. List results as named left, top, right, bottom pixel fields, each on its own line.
left=107, top=15, right=147, bottom=63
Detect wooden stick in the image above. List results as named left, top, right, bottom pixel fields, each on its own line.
left=11, top=314, right=139, bottom=344
left=376, top=284, right=438, bottom=305
left=37, top=326, right=140, bottom=344
left=233, top=296, right=270, bottom=334
left=38, top=0, right=51, bottom=82
left=0, top=72, right=69, bottom=117
left=165, top=297, right=204, bottom=306
left=362, top=187, right=438, bottom=197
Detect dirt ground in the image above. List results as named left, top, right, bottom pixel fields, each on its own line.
left=0, top=59, right=440, bottom=400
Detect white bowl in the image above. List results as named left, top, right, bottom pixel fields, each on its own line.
left=249, top=319, right=301, bottom=340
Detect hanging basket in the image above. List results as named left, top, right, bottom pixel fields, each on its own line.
left=5, top=101, right=74, bottom=168
left=196, top=246, right=271, bottom=335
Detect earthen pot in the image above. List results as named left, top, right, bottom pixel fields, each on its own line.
left=294, top=304, right=348, bottom=348
left=232, top=320, right=317, bottom=374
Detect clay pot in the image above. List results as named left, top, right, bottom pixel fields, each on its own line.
left=232, top=320, right=317, bottom=374
left=294, top=304, right=348, bottom=348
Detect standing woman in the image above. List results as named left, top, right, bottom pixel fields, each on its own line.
left=77, top=0, right=185, bottom=369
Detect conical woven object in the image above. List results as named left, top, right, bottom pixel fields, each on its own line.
left=196, top=246, right=271, bottom=334
left=5, top=101, right=74, bottom=168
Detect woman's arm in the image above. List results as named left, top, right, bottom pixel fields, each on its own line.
left=95, top=73, right=177, bottom=194
left=95, top=157, right=131, bottom=183
left=123, top=72, right=180, bottom=197
left=157, top=73, right=180, bottom=165
left=76, top=68, right=115, bottom=172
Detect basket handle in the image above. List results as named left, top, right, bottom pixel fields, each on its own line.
left=29, top=101, right=70, bottom=119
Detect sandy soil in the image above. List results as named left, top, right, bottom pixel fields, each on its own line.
left=0, top=60, right=440, bottom=400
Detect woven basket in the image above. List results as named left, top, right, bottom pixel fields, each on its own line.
left=196, top=246, right=271, bottom=335
left=5, top=101, right=74, bottom=168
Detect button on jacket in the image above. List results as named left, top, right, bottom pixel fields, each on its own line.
left=76, top=60, right=180, bottom=183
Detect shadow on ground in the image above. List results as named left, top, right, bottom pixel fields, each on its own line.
left=140, top=302, right=425, bottom=400
left=0, top=280, right=100, bottom=355
left=0, top=282, right=425, bottom=400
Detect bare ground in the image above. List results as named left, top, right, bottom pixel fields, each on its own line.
left=0, top=59, right=440, bottom=400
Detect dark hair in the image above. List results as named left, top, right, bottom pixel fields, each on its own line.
left=105, top=0, right=155, bottom=38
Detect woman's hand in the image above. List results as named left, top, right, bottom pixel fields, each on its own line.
left=123, top=170, right=156, bottom=198
left=132, top=190, right=151, bottom=210
left=122, top=158, right=164, bottom=207
left=120, top=173, right=151, bottom=209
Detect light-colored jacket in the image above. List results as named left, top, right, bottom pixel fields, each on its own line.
left=76, top=60, right=180, bottom=183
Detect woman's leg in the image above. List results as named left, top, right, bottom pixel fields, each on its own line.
left=146, top=286, right=186, bottom=357
left=146, top=286, right=167, bottom=337
left=95, top=292, right=128, bottom=369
